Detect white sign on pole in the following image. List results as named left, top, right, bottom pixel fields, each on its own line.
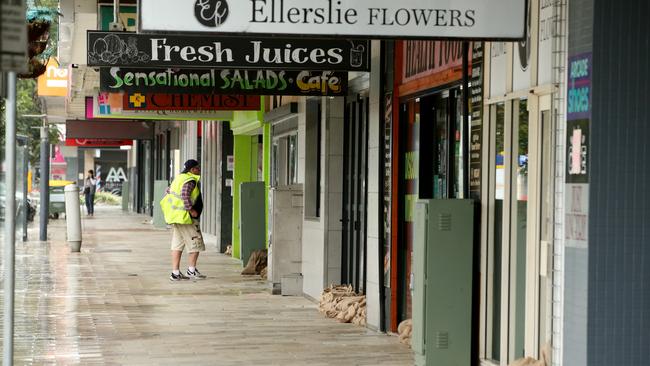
left=0, top=0, right=27, bottom=72
left=140, top=0, right=526, bottom=40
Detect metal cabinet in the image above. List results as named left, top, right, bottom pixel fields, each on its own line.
left=413, top=199, right=477, bottom=366
left=268, top=186, right=303, bottom=294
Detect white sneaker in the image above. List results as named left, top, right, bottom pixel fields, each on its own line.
left=170, top=272, right=189, bottom=281
left=186, top=268, right=207, bottom=280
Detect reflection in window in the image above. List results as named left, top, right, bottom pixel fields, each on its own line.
left=490, top=102, right=505, bottom=362
left=288, top=134, right=298, bottom=185
left=514, top=99, right=529, bottom=359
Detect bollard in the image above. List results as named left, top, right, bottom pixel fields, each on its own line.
left=64, top=184, right=82, bottom=252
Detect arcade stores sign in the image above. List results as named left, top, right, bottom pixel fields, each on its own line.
left=140, top=0, right=526, bottom=40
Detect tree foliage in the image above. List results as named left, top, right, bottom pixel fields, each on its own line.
left=0, top=79, right=60, bottom=165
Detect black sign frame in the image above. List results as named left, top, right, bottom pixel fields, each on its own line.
left=87, top=31, right=370, bottom=71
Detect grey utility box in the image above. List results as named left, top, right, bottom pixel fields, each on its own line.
left=268, top=186, right=303, bottom=294
left=153, top=180, right=169, bottom=229
left=413, top=199, right=476, bottom=366
left=239, top=182, right=267, bottom=265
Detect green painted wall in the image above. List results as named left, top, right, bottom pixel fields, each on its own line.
left=232, top=134, right=254, bottom=260
left=262, top=122, right=271, bottom=248
left=230, top=102, right=271, bottom=261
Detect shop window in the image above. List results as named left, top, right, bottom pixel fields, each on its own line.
left=418, top=88, right=466, bottom=200
left=304, top=99, right=322, bottom=219
left=288, top=134, right=298, bottom=185
left=489, top=102, right=505, bottom=362
left=270, top=111, right=300, bottom=189
left=271, top=133, right=297, bottom=187
left=513, top=99, right=529, bottom=359
left=271, top=140, right=279, bottom=187
left=485, top=99, right=532, bottom=363
left=257, top=135, right=264, bottom=182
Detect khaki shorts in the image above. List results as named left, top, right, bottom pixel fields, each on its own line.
left=170, top=220, right=205, bottom=253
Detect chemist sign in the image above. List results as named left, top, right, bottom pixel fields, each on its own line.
left=140, top=0, right=526, bottom=40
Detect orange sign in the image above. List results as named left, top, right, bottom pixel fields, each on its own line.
left=37, top=59, right=70, bottom=97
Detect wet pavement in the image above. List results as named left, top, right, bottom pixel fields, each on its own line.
left=0, top=206, right=413, bottom=365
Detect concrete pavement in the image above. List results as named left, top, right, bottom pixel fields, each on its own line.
left=0, top=205, right=413, bottom=365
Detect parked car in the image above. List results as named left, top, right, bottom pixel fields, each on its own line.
left=0, top=181, right=36, bottom=222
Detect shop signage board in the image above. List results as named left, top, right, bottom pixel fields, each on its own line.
left=65, top=138, right=134, bottom=147
left=87, top=31, right=369, bottom=71
left=140, top=0, right=526, bottom=40
left=469, top=42, right=483, bottom=200
left=67, top=119, right=154, bottom=140
left=100, top=67, right=348, bottom=96
left=122, top=93, right=260, bottom=111
left=1, top=0, right=28, bottom=72
left=99, top=4, right=137, bottom=31
left=88, top=93, right=235, bottom=121
left=37, top=58, right=71, bottom=97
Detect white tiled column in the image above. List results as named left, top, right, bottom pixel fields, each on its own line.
left=366, top=40, right=383, bottom=330
left=325, top=97, right=345, bottom=286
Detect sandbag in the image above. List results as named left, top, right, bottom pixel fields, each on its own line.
left=241, top=250, right=267, bottom=275
left=318, top=284, right=367, bottom=327
left=398, top=319, right=413, bottom=347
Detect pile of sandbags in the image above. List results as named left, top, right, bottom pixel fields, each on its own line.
left=318, top=285, right=367, bottom=327
left=241, top=250, right=267, bottom=276
left=260, top=267, right=268, bottom=279
left=398, top=319, right=413, bottom=347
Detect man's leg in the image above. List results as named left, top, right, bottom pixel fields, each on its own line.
left=189, top=252, right=199, bottom=268
left=172, top=250, right=183, bottom=272
left=186, top=220, right=206, bottom=279
left=169, top=224, right=189, bottom=281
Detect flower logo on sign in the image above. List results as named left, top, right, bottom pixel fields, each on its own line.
left=194, top=0, right=229, bottom=28
left=88, top=34, right=150, bottom=65
left=129, top=93, right=146, bottom=108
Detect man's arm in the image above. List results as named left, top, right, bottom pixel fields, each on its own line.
left=181, top=180, right=198, bottom=217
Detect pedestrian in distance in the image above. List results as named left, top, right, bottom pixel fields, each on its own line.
left=83, top=170, right=96, bottom=216
left=160, top=159, right=207, bottom=281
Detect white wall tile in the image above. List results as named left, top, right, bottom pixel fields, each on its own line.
left=366, top=194, right=380, bottom=240
left=367, top=147, right=380, bottom=194
left=366, top=282, right=381, bottom=329
left=302, top=222, right=325, bottom=299
left=328, top=155, right=344, bottom=194
left=327, top=192, right=343, bottom=232
left=366, top=237, right=380, bottom=285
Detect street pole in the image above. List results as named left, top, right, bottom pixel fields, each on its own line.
left=39, top=125, right=49, bottom=241
left=20, top=137, right=29, bottom=242
left=3, top=71, right=18, bottom=366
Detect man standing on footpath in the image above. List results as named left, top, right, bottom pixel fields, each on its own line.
left=160, top=159, right=207, bottom=281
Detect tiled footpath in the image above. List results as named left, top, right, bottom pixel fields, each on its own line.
left=0, top=206, right=413, bottom=365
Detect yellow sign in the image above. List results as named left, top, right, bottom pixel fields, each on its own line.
left=37, top=59, right=70, bottom=97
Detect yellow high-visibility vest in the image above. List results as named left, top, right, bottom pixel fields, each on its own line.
left=160, top=172, right=200, bottom=225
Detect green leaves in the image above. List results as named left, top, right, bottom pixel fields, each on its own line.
left=0, top=79, right=60, bottom=165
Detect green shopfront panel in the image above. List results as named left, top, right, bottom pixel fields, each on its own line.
left=413, top=199, right=476, bottom=366
left=239, top=182, right=266, bottom=265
